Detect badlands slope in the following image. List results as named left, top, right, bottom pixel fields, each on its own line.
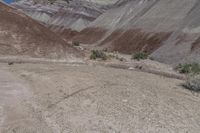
left=86, top=0, right=118, bottom=5
left=12, top=0, right=116, bottom=32
left=0, top=2, right=80, bottom=60
left=74, top=0, right=200, bottom=64
left=0, top=1, right=200, bottom=132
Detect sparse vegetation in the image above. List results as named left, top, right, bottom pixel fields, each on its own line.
left=114, top=55, right=125, bottom=62
left=72, top=41, right=80, bottom=46
left=183, top=75, right=200, bottom=92
left=90, top=50, right=107, bottom=60
left=8, top=62, right=14, bottom=65
left=102, top=48, right=108, bottom=52
left=107, top=53, right=125, bottom=61
left=119, top=57, right=124, bottom=61
left=176, top=63, right=200, bottom=92
left=132, top=52, right=148, bottom=61
left=149, top=56, right=155, bottom=61
left=176, top=63, right=200, bottom=75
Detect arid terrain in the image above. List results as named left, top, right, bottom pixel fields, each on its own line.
left=1, top=0, right=200, bottom=132
left=0, top=62, right=200, bottom=133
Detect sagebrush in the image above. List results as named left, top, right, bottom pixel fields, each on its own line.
left=183, top=75, right=200, bottom=92
left=176, top=63, right=200, bottom=75
left=72, top=41, right=80, bottom=46
left=90, top=50, right=107, bottom=60
left=132, top=52, right=148, bottom=61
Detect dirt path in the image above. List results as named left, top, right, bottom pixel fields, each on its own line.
left=0, top=69, right=53, bottom=133
left=0, top=63, right=200, bottom=132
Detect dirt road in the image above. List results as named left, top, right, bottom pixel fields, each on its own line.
left=0, top=63, right=200, bottom=133
left=0, top=69, right=53, bottom=133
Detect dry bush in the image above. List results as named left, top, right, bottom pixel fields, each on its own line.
left=183, top=75, right=200, bottom=92
left=176, top=63, right=200, bottom=74
left=90, top=50, right=107, bottom=60
left=72, top=41, right=80, bottom=46
left=132, top=52, right=148, bottom=61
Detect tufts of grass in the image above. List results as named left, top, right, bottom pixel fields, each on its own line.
left=132, top=52, right=148, bottom=61
left=72, top=41, right=80, bottom=46
left=176, top=63, right=200, bottom=75
left=108, top=54, right=125, bottom=62
left=90, top=50, right=107, bottom=60
left=8, top=62, right=14, bottom=65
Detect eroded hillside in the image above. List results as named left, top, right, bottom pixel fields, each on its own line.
left=12, top=0, right=117, bottom=32
left=0, top=2, right=80, bottom=60
left=74, top=0, right=200, bottom=64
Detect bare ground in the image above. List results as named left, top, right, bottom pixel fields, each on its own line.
left=0, top=63, right=200, bottom=133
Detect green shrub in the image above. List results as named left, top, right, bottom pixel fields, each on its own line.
left=72, top=41, right=80, bottom=46
left=90, top=50, right=107, bottom=60
left=132, top=52, right=148, bottom=61
left=183, top=75, right=200, bottom=92
left=176, top=63, right=200, bottom=75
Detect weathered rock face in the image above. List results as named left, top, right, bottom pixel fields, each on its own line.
left=0, top=2, right=80, bottom=59
left=74, top=0, right=200, bottom=64
left=12, top=0, right=117, bottom=33
left=84, top=0, right=119, bottom=5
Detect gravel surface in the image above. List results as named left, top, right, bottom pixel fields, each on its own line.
left=0, top=63, right=200, bottom=132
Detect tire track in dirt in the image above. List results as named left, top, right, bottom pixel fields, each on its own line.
left=0, top=106, right=4, bottom=133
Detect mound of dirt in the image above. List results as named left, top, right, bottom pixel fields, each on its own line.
left=0, top=2, right=81, bottom=60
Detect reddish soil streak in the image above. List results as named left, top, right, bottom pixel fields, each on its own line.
left=109, top=29, right=171, bottom=54
left=49, top=26, right=79, bottom=41
left=73, top=27, right=107, bottom=44
left=0, top=2, right=81, bottom=58
left=61, top=29, right=79, bottom=40
left=175, top=33, right=188, bottom=45
left=191, top=37, right=200, bottom=51
left=99, top=30, right=123, bottom=46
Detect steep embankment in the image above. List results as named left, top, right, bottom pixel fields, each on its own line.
left=12, top=0, right=118, bottom=41
left=74, top=0, right=200, bottom=64
left=12, top=0, right=116, bottom=32
left=0, top=2, right=80, bottom=60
